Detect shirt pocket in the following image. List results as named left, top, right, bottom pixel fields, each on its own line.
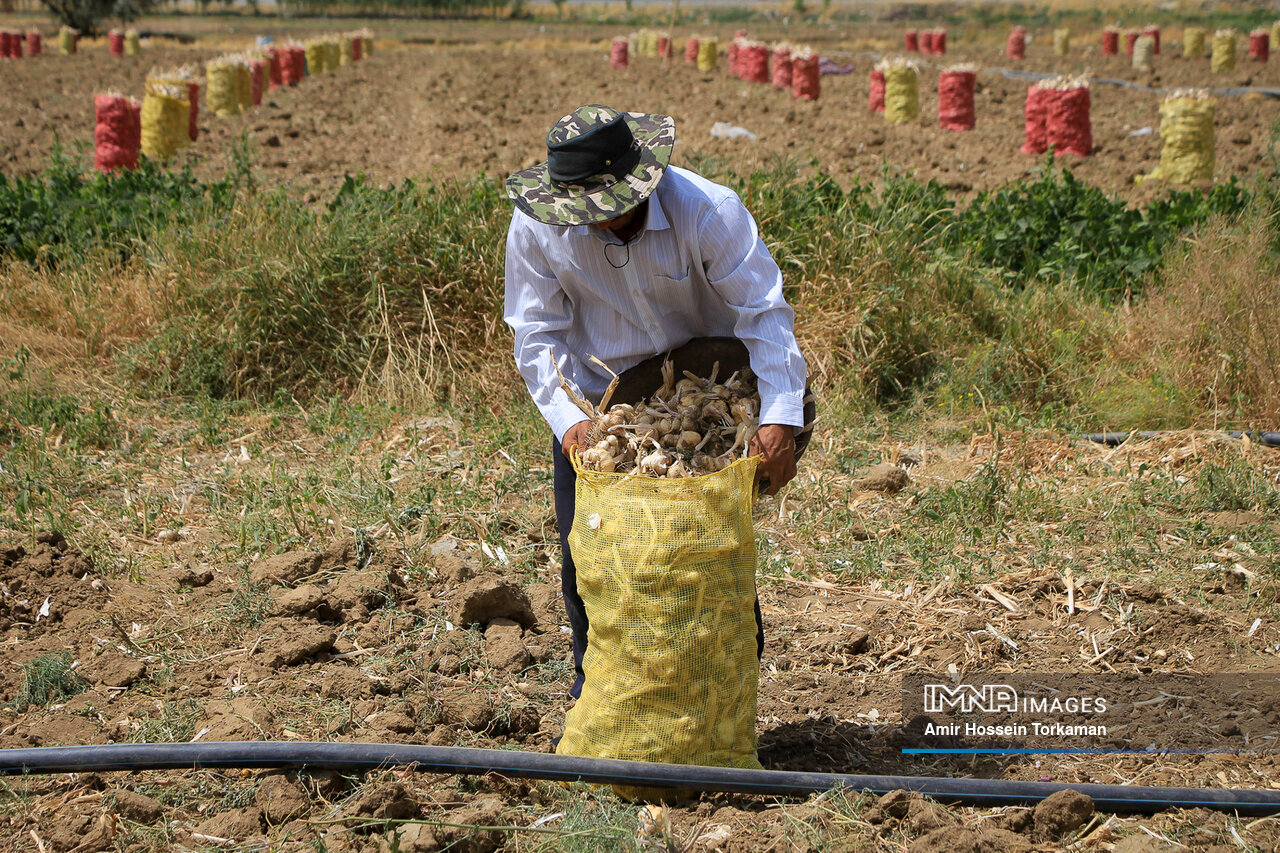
left=652, top=264, right=692, bottom=289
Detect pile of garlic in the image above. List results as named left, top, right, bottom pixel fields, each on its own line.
left=565, top=360, right=760, bottom=478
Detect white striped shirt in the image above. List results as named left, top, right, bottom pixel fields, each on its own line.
left=504, top=166, right=808, bottom=442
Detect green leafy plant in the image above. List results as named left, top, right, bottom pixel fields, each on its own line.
left=9, top=652, right=87, bottom=711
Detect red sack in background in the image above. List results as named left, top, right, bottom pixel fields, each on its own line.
left=869, top=68, right=885, bottom=112
left=250, top=60, right=265, bottom=106
left=938, top=69, right=976, bottom=131
left=185, top=80, right=199, bottom=142
left=792, top=53, right=819, bottom=101
left=1102, top=29, right=1119, bottom=56
left=1020, top=85, right=1050, bottom=154
left=1, top=32, right=11, bottom=58
left=268, top=48, right=282, bottom=89
left=921, top=31, right=935, bottom=54
left=741, top=44, right=768, bottom=82
left=94, top=94, right=139, bottom=172
left=11, top=31, right=24, bottom=58
left=352, top=38, right=362, bottom=61
left=1046, top=86, right=1091, bottom=156
left=1006, top=28, right=1026, bottom=59
left=684, top=37, right=698, bottom=64
left=27, top=31, right=42, bottom=56
left=772, top=46, right=791, bottom=89
left=1143, top=26, right=1160, bottom=54
left=905, top=30, right=919, bottom=52
left=291, top=47, right=305, bottom=83
left=1124, top=31, right=1139, bottom=56
left=1250, top=31, right=1270, bottom=62
left=108, top=31, right=123, bottom=56
left=610, top=38, right=627, bottom=69
left=729, top=32, right=745, bottom=77
left=657, top=35, right=671, bottom=59
left=934, top=30, right=947, bottom=54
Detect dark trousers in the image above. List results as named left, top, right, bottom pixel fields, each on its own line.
left=553, top=437, right=764, bottom=699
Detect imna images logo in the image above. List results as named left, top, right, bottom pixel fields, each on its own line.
left=923, top=683, right=1019, bottom=713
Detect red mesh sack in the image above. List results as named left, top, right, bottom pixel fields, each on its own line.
left=934, top=30, right=947, bottom=54
left=250, top=60, right=265, bottom=106
left=742, top=44, right=768, bottom=82
left=657, top=35, right=670, bottom=59
left=94, top=94, right=139, bottom=172
left=920, top=31, right=934, bottom=54
left=185, top=80, right=199, bottom=142
left=27, top=32, right=41, bottom=56
left=792, top=54, right=820, bottom=101
left=268, top=48, right=282, bottom=89
left=1006, top=28, right=1025, bottom=59
left=728, top=37, right=741, bottom=77
left=109, top=31, right=123, bottom=56
left=869, top=68, right=886, bottom=112
left=11, top=31, right=24, bottom=58
left=281, top=48, right=299, bottom=85
left=1250, top=32, right=1269, bottom=62
left=905, top=30, right=919, bottom=52
left=1102, top=29, right=1119, bottom=56
left=1020, top=85, right=1050, bottom=154
left=684, top=37, right=698, bottom=64
left=1046, top=86, right=1091, bottom=156
left=1, top=32, right=10, bottom=58
left=127, top=97, right=141, bottom=151
left=1143, top=26, right=1160, bottom=54
left=938, top=69, right=976, bottom=131
left=610, top=38, right=628, bottom=69
left=352, top=38, right=362, bottom=61
left=291, top=47, right=305, bottom=83
left=771, top=47, right=791, bottom=89
left=1124, top=31, right=1139, bottom=56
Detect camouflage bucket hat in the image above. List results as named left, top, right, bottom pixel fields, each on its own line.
left=506, top=104, right=675, bottom=227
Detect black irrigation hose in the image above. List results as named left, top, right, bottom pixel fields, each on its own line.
left=1083, top=431, right=1280, bottom=448
left=4, top=742, right=1280, bottom=815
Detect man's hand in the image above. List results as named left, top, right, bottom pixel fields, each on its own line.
left=561, top=419, right=593, bottom=460
left=750, top=424, right=797, bottom=496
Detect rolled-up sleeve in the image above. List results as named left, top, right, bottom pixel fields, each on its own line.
left=699, top=196, right=808, bottom=428
left=503, top=215, right=592, bottom=441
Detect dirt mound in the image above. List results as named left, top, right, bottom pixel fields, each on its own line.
left=0, top=531, right=109, bottom=636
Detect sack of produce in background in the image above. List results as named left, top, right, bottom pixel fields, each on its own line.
left=1006, top=27, right=1026, bottom=60
left=1212, top=29, right=1236, bottom=72
left=1183, top=27, right=1205, bottom=58
left=791, top=47, right=820, bottom=101
left=94, top=92, right=140, bottom=172
left=771, top=44, right=792, bottom=89
left=883, top=58, right=919, bottom=124
left=1139, top=89, right=1215, bottom=184
left=1102, top=27, right=1119, bottom=56
left=938, top=64, right=976, bottom=131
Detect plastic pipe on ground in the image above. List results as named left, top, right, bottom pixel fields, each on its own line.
left=1083, top=431, right=1280, bottom=448
left=3, top=742, right=1280, bottom=815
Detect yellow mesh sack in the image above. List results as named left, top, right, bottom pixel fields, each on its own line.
left=697, top=38, right=718, bottom=72
left=340, top=36, right=354, bottom=65
left=125, top=29, right=140, bottom=56
left=1053, top=28, right=1070, bottom=56
left=1211, top=30, right=1235, bottom=72
left=206, top=61, right=241, bottom=117
left=556, top=455, right=763, bottom=801
left=884, top=64, right=919, bottom=124
left=1139, top=93, right=1215, bottom=184
left=234, top=62, right=252, bottom=110
left=305, top=40, right=325, bottom=74
left=1133, top=35, right=1155, bottom=71
left=1273, top=22, right=1280, bottom=56
left=1184, top=26, right=1205, bottom=58
left=140, top=85, right=189, bottom=162
left=326, top=40, right=341, bottom=71
left=362, top=36, right=374, bottom=57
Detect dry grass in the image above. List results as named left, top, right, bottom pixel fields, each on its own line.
left=1120, top=214, right=1280, bottom=427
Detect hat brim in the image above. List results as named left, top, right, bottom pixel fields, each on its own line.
left=506, top=112, right=675, bottom=227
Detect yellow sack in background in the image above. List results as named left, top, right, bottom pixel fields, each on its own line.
left=1133, top=35, right=1155, bottom=71
left=697, top=38, right=718, bottom=72
left=1184, top=26, right=1205, bottom=58
left=1053, top=28, right=1070, bottom=56
left=884, top=64, right=919, bottom=124
left=1140, top=94, right=1215, bottom=184
left=206, top=61, right=241, bottom=117
left=125, top=29, right=140, bottom=56
left=305, top=40, right=326, bottom=74
left=340, top=36, right=354, bottom=65
left=235, top=62, right=252, bottom=111
left=557, top=455, right=762, bottom=801
left=140, top=85, right=189, bottom=162
left=326, top=39, right=341, bottom=72
left=1212, top=30, right=1235, bottom=72
left=362, top=35, right=374, bottom=58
